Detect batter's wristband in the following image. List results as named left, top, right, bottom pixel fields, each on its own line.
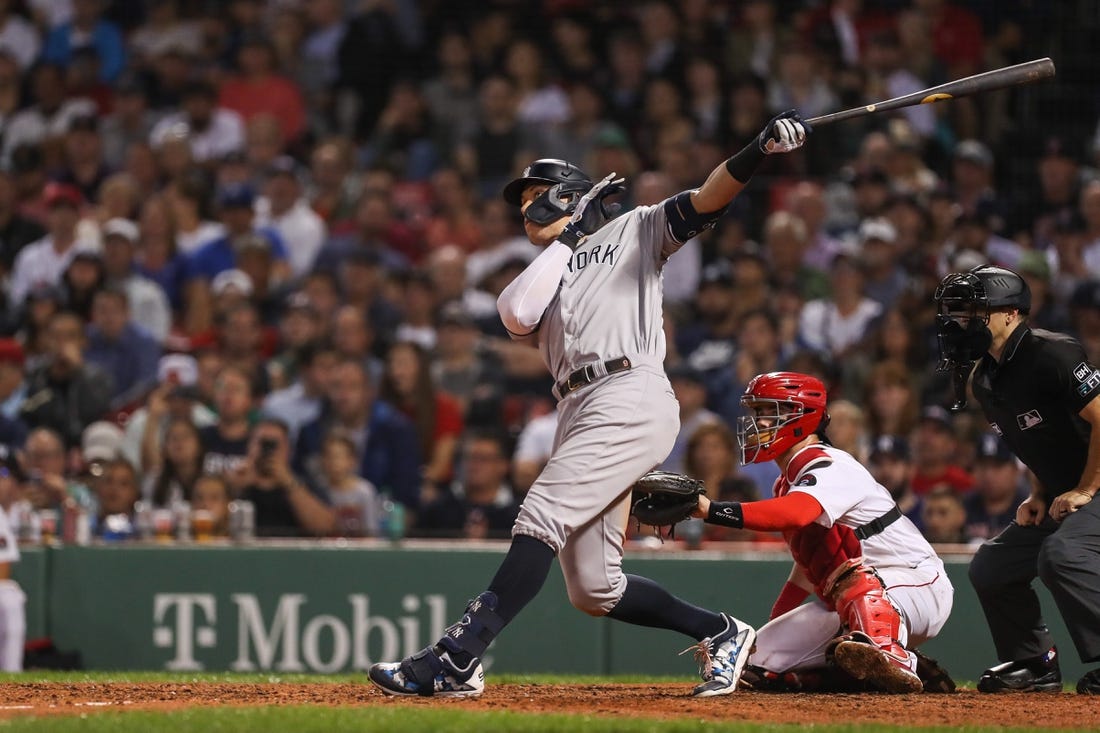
left=706, top=501, right=744, bottom=528
left=724, top=140, right=765, bottom=184
left=557, top=223, right=585, bottom=250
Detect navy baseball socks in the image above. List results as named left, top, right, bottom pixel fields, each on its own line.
left=369, top=535, right=554, bottom=697
left=608, top=575, right=756, bottom=697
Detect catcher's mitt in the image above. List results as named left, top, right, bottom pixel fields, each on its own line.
left=630, top=471, right=706, bottom=538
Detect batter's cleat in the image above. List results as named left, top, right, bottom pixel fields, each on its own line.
left=682, top=613, right=757, bottom=697
left=368, top=645, right=485, bottom=698
left=832, top=634, right=923, bottom=694
left=1077, top=668, right=1100, bottom=694
left=977, top=648, right=1061, bottom=693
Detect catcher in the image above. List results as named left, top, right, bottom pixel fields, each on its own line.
left=633, top=371, right=954, bottom=693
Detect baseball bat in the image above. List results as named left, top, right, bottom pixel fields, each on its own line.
left=805, top=57, right=1056, bottom=127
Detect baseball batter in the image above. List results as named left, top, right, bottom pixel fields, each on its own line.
left=694, top=372, right=953, bottom=693
left=370, top=111, right=811, bottom=698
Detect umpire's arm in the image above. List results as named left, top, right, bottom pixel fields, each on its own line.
left=1050, top=394, right=1100, bottom=520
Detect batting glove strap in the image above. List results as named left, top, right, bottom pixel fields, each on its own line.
left=724, top=141, right=765, bottom=184
left=557, top=222, right=586, bottom=250
left=706, top=501, right=745, bottom=528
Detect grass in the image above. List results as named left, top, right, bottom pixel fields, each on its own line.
left=0, top=706, right=1078, bottom=733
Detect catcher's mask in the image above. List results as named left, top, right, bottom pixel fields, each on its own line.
left=521, top=180, right=593, bottom=225
left=933, top=265, right=1030, bottom=372
left=738, top=372, right=829, bottom=464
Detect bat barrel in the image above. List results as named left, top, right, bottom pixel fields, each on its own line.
left=805, top=57, right=1056, bottom=127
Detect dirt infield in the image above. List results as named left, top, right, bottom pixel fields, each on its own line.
left=1, top=682, right=1098, bottom=727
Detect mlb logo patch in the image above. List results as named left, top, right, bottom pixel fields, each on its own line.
left=1017, top=410, right=1043, bottom=430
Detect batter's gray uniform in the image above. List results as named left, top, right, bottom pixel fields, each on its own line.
left=512, top=203, right=686, bottom=614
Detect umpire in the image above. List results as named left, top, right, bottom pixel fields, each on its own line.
left=934, top=264, right=1100, bottom=694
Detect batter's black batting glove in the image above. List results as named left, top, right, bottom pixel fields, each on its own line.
left=757, top=110, right=812, bottom=154
left=558, top=172, right=626, bottom=249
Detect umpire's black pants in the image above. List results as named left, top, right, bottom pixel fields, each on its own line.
left=969, top=497, right=1100, bottom=664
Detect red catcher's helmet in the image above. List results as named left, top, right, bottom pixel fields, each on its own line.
left=738, top=372, right=829, bottom=464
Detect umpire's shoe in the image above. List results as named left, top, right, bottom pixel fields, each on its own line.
left=683, top=613, right=756, bottom=697
left=368, top=639, right=485, bottom=698
left=977, top=647, right=1061, bottom=693
left=1077, top=668, right=1100, bottom=694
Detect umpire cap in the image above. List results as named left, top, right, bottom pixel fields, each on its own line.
left=502, top=159, right=592, bottom=206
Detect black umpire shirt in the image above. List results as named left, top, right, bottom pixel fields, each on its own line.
left=971, top=325, right=1100, bottom=503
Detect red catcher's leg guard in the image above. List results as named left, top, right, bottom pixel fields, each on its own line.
left=827, top=564, right=922, bottom=693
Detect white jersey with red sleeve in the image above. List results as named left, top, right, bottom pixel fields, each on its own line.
left=778, top=443, right=938, bottom=571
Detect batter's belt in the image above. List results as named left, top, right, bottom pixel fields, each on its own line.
left=556, top=356, right=632, bottom=397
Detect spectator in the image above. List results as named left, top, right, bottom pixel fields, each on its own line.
left=191, top=473, right=231, bottom=538
left=93, top=457, right=140, bottom=531
left=964, top=432, right=1028, bottom=545
left=798, top=246, right=883, bottom=359
left=683, top=422, right=759, bottom=543
left=262, top=339, right=338, bottom=446
left=219, top=34, right=305, bottom=145
left=19, top=426, right=94, bottom=510
left=713, top=307, right=785, bottom=428
left=676, top=262, right=738, bottom=376
left=100, top=218, right=171, bottom=343
left=421, top=30, right=478, bottom=154
left=150, top=81, right=245, bottom=165
left=126, top=353, right=214, bottom=468
left=266, top=293, right=323, bottom=389
left=867, top=434, right=920, bottom=522
left=85, top=286, right=161, bottom=412
left=0, top=1, right=38, bottom=70
left=307, top=137, right=360, bottom=228
left=8, top=183, right=94, bottom=308
left=20, top=311, right=112, bottom=448
left=1069, top=280, right=1100, bottom=363
left=431, top=302, right=496, bottom=416
left=42, top=0, right=126, bottom=83
left=165, top=173, right=222, bottom=257
left=1016, top=250, right=1071, bottom=334
left=827, top=399, right=869, bottom=464
left=0, top=339, right=26, bottom=422
left=199, top=365, right=254, bottom=476
left=322, top=431, right=380, bottom=537
left=99, top=76, right=158, bottom=170
left=232, top=418, right=334, bottom=537
left=909, top=405, right=974, bottom=496
left=56, top=114, right=109, bottom=204
left=416, top=430, right=519, bottom=540
left=454, top=74, right=536, bottom=198
left=660, top=365, right=720, bottom=475
left=59, top=248, right=105, bottom=322
left=1, top=63, right=96, bottom=165
left=144, top=416, right=205, bottom=508
left=510, top=406, right=557, bottom=498
left=859, top=218, right=910, bottom=310
left=294, top=358, right=420, bottom=511
left=313, top=189, right=417, bottom=272
left=380, top=341, right=463, bottom=490
left=13, top=284, right=63, bottom=366
left=0, top=170, right=46, bottom=276
left=330, top=304, right=383, bottom=382
left=393, top=271, right=437, bottom=351
left=426, top=245, right=496, bottom=322
left=763, top=211, right=829, bottom=302
left=784, top=181, right=842, bottom=272
left=864, top=360, right=921, bottom=439
left=254, top=156, right=326, bottom=277
left=334, top=251, right=401, bottom=343
left=919, top=486, right=969, bottom=544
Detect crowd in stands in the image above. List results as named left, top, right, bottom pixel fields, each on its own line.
left=0, top=0, right=1095, bottom=545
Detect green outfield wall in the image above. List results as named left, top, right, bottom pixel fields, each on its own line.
left=10, top=543, right=1090, bottom=682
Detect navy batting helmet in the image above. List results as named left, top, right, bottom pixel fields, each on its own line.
left=502, top=159, right=592, bottom=206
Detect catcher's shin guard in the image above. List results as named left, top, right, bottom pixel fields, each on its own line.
left=826, top=562, right=922, bottom=693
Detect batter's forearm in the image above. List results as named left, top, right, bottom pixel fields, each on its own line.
left=496, top=241, right=572, bottom=335
left=690, top=160, right=750, bottom=215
